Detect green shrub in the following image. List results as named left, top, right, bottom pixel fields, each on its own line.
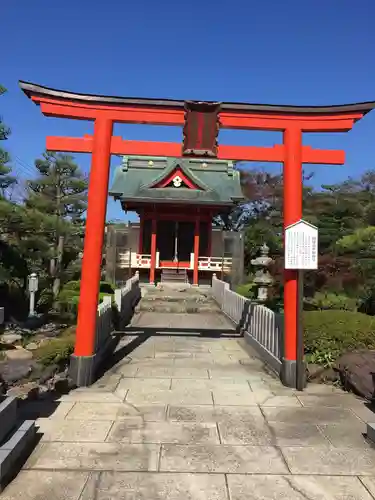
left=57, top=286, right=113, bottom=320
left=304, top=310, right=375, bottom=366
left=236, top=282, right=256, bottom=299
left=62, top=281, right=81, bottom=292
left=34, top=326, right=76, bottom=366
left=57, top=288, right=80, bottom=316
left=305, top=292, right=358, bottom=312
left=37, top=288, right=54, bottom=313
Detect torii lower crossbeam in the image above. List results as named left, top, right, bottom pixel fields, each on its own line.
left=46, top=135, right=345, bottom=164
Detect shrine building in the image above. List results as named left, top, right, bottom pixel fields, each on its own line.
left=108, top=155, right=244, bottom=285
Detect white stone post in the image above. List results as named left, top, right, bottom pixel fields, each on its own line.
left=28, top=273, right=39, bottom=317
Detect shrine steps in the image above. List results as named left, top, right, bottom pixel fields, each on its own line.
left=160, top=269, right=188, bottom=284
left=135, top=285, right=221, bottom=314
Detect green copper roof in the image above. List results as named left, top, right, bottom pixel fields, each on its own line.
left=109, top=156, right=244, bottom=207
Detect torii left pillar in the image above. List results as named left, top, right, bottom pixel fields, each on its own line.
left=70, top=117, right=113, bottom=386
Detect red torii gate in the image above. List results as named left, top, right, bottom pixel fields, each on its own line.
left=19, top=81, right=375, bottom=386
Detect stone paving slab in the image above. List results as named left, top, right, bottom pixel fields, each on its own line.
left=297, top=393, right=366, bottom=408
left=135, top=367, right=210, bottom=379
left=169, top=378, right=251, bottom=390
left=217, top=419, right=274, bottom=446
left=112, top=364, right=140, bottom=376
left=0, top=470, right=90, bottom=500
left=36, top=418, right=113, bottom=442
left=211, top=389, right=260, bottom=406
left=259, top=394, right=304, bottom=407
left=160, top=444, right=289, bottom=474
left=90, top=372, right=123, bottom=392
left=154, top=351, right=196, bottom=358
left=25, top=442, right=160, bottom=471
left=218, top=420, right=331, bottom=447
left=208, top=366, right=265, bottom=379
left=269, top=422, right=331, bottom=447
left=114, top=377, right=172, bottom=397
left=227, top=474, right=374, bottom=500
left=153, top=345, right=212, bottom=353
left=81, top=472, right=229, bottom=500
left=172, top=357, right=235, bottom=367
left=262, top=405, right=363, bottom=425
left=360, top=477, right=375, bottom=497
left=125, top=388, right=214, bottom=405
left=213, top=389, right=302, bottom=407
left=122, top=358, right=175, bottom=368
left=168, top=404, right=266, bottom=423
left=66, top=402, right=167, bottom=421
left=107, top=421, right=220, bottom=444
left=318, top=421, right=369, bottom=448
left=281, top=446, right=375, bottom=475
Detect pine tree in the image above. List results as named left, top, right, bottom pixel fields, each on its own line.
left=25, top=152, right=88, bottom=298
left=0, top=85, right=16, bottom=198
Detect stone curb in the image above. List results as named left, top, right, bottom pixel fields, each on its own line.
left=0, top=397, right=37, bottom=490
left=0, top=397, right=17, bottom=444
left=366, top=422, right=375, bottom=444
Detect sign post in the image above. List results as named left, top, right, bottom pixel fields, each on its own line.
left=285, top=220, right=318, bottom=391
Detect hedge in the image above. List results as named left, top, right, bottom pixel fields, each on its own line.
left=57, top=281, right=115, bottom=318
left=304, top=292, right=358, bottom=312
left=304, top=310, right=375, bottom=366
left=62, top=281, right=115, bottom=294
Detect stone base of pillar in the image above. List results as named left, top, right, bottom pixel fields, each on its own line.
left=280, top=358, right=307, bottom=389
left=280, top=359, right=297, bottom=388
left=69, top=354, right=96, bottom=387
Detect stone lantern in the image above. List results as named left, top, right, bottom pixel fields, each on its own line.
left=251, top=243, right=274, bottom=302
left=28, top=273, right=39, bottom=317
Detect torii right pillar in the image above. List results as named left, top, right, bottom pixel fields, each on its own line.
left=280, top=118, right=357, bottom=386
left=282, top=125, right=304, bottom=386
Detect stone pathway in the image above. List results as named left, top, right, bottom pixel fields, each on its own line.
left=3, top=331, right=375, bottom=499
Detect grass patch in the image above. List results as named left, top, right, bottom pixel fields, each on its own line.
left=33, top=326, right=76, bottom=366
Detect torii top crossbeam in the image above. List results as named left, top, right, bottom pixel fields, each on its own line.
left=19, top=80, right=375, bottom=162
left=19, top=79, right=375, bottom=388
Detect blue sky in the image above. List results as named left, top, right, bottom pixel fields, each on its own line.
left=2, top=0, right=375, bottom=221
